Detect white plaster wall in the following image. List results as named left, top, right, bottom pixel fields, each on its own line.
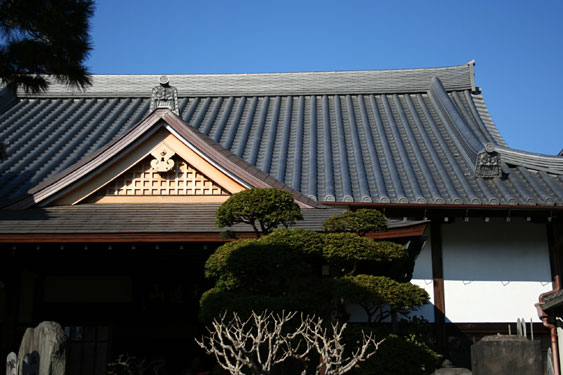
left=441, top=217, right=552, bottom=323
left=411, top=236, right=435, bottom=322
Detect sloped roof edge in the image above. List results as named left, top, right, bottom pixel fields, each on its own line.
left=429, top=77, right=484, bottom=165
left=4, top=109, right=321, bottom=209
left=2, top=110, right=165, bottom=209
left=470, top=92, right=508, bottom=148
left=14, top=62, right=476, bottom=98
left=158, top=111, right=322, bottom=208
left=494, top=145, right=563, bottom=174
left=429, top=78, right=563, bottom=175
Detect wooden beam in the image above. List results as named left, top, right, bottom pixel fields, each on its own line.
left=0, top=257, right=20, bottom=363
left=320, top=201, right=563, bottom=211
left=0, top=223, right=427, bottom=243
left=547, top=221, right=562, bottom=287
left=365, top=223, right=427, bottom=239
left=431, top=220, right=447, bottom=355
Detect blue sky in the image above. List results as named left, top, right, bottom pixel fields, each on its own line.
left=88, top=0, right=563, bottom=155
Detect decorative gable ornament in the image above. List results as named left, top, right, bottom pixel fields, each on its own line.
left=475, top=143, right=501, bottom=178
left=150, top=143, right=175, bottom=172
left=150, top=75, right=179, bottom=115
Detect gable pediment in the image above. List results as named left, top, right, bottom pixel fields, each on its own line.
left=51, top=130, right=246, bottom=205
left=6, top=109, right=318, bottom=210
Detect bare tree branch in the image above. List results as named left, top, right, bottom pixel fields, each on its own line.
left=196, top=311, right=311, bottom=375
left=197, top=311, right=382, bottom=375
left=300, top=315, right=383, bottom=375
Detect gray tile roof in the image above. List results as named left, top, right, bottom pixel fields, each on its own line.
left=0, top=61, right=562, bottom=207
left=0, top=204, right=424, bottom=234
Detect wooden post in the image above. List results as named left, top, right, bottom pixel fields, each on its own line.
left=431, top=220, right=447, bottom=355
left=1, top=259, right=20, bottom=365
left=547, top=221, right=562, bottom=288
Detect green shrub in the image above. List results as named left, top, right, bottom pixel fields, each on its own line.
left=216, top=188, right=303, bottom=237
left=261, top=228, right=324, bottom=257
left=323, top=233, right=407, bottom=276
left=353, top=334, right=441, bottom=375
left=323, top=208, right=387, bottom=236
left=200, top=229, right=334, bottom=321
left=199, top=283, right=334, bottom=323
left=334, top=275, right=429, bottom=323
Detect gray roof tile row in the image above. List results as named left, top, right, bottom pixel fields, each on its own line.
left=0, top=62, right=562, bottom=207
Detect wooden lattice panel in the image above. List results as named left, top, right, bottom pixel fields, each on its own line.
left=98, top=156, right=229, bottom=196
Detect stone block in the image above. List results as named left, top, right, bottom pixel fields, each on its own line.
left=17, top=321, right=67, bottom=375
left=471, top=335, right=542, bottom=375
left=6, top=352, right=18, bottom=375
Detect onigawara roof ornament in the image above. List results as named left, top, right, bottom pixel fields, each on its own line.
left=475, top=143, right=502, bottom=178
left=150, top=75, right=179, bottom=115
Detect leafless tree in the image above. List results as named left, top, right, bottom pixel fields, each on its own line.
left=195, top=311, right=310, bottom=375
left=196, top=311, right=381, bottom=375
left=301, top=316, right=381, bottom=375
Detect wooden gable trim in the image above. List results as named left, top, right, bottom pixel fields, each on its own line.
left=6, top=111, right=167, bottom=209
left=51, top=130, right=246, bottom=205
left=6, top=109, right=319, bottom=209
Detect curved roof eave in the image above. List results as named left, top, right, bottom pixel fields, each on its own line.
left=494, top=145, right=563, bottom=174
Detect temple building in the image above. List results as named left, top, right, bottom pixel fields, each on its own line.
left=0, top=61, right=561, bottom=371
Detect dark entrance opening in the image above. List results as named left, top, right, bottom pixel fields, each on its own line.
left=1, top=242, right=218, bottom=375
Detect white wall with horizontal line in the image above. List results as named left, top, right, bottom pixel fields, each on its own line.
left=441, top=217, right=552, bottom=323
left=353, top=217, right=552, bottom=324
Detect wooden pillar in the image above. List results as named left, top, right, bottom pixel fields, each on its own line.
left=431, top=221, right=447, bottom=355
left=1, top=252, right=21, bottom=362
left=547, top=220, right=562, bottom=286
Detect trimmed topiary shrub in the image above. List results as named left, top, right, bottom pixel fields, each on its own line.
left=322, top=208, right=387, bottom=236
left=334, top=275, right=429, bottom=323
left=216, top=188, right=303, bottom=237
left=322, top=233, right=408, bottom=276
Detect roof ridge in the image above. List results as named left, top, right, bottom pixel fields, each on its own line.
left=19, top=61, right=477, bottom=79
left=15, top=62, right=476, bottom=98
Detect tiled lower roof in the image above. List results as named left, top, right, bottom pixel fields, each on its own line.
left=0, top=204, right=425, bottom=234
left=542, top=289, right=563, bottom=311
left=0, top=63, right=562, bottom=207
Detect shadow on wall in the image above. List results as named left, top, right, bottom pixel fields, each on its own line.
left=442, top=218, right=551, bottom=282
